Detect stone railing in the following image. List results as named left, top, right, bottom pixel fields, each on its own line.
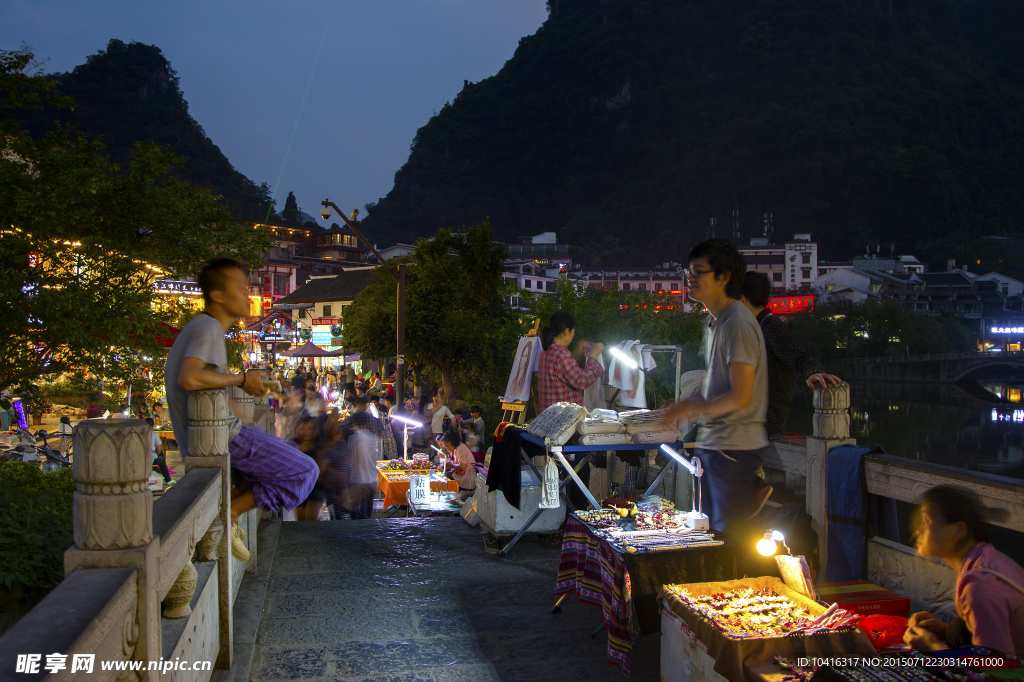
left=0, top=386, right=267, bottom=682
left=754, top=382, right=1024, bottom=619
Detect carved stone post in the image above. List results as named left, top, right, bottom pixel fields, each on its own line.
left=64, top=419, right=157, bottom=679
left=252, top=393, right=272, bottom=433
left=227, top=385, right=255, bottom=426
left=186, top=389, right=233, bottom=669
left=806, top=382, right=855, bottom=582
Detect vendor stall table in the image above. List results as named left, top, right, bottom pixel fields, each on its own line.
left=555, top=515, right=748, bottom=675
left=377, top=468, right=458, bottom=508
left=406, top=491, right=461, bottom=517
left=501, top=432, right=695, bottom=558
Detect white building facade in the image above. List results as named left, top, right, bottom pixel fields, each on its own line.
left=737, top=233, right=818, bottom=291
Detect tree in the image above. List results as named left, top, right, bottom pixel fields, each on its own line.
left=0, top=48, right=271, bottom=395
left=15, top=40, right=276, bottom=223
left=281, top=191, right=300, bottom=223
left=343, top=221, right=518, bottom=404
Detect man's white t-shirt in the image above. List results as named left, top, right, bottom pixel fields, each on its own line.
left=149, top=431, right=162, bottom=463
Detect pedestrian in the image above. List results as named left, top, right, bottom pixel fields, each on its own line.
left=430, top=389, right=457, bottom=443
left=740, top=270, right=842, bottom=515
left=536, top=311, right=605, bottom=512
left=276, top=387, right=305, bottom=440
left=342, top=411, right=379, bottom=519
left=662, top=239, right=772, bottom=536
left=367, top=372, right=383, bottom=395
left=145, top=417, right=173, bottom=487
left=412, top=395, right=432, bottom=451
left=304, top=380, right=327, bottom=417
left=0, top=390, right=11, bottom=432
left=344, top=364, right=355, bottom=393
left=83, top=391, right=104, bottom=419
left=290, top=366, right=306, bottom=390
left=165, top=257, right=317, bottom=561
left=740, top=271, right=841, bottom=435
left=905, top=485, right=1024, bottom=655
left=292, top=415, right=327, bottom=521
left=465, top=405, right=486, bottom=464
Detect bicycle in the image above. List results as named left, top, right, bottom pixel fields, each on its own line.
left=54, top=417, right=74, bottom=460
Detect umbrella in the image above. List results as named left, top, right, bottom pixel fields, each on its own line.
left=280, top=341, right=337, bottom=357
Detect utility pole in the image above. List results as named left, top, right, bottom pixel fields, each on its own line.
left=320, top=199, right=405, bottom=408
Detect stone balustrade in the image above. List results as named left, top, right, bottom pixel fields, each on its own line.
left=3, top=378, right=1023, bottom=678
left=0, top=385, right=269, bottom=681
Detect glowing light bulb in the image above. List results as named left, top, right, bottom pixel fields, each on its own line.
left=756, top=532, right=778, bottom=557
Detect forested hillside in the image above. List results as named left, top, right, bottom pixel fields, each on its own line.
left=21, top=40, right=273, bottom=222
left=361, top=0, right=1024, bottom=268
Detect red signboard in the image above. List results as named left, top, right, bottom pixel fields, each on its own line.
left=767, top=295, right=814, bottom=315
left=311, top=318, right=340, bottom=326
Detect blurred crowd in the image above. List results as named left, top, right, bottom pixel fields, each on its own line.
left=269, top=367, right=488, bottom=520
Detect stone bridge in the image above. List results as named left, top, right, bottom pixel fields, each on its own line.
left=840, top=351, right=1024, bottom=383
left=2, top=384, right=1023, bottom=681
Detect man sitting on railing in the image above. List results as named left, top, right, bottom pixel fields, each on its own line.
left=165, top=257, right=318, bottom=561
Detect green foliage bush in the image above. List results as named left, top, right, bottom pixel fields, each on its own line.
left=0, top=463, right=74, bottom=596
left=784, top=303, right=976, bottom=365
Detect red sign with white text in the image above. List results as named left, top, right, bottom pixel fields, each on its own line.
left=311, top=318, right=340, bottom=326
left=767, top=295, right=814, bottom=315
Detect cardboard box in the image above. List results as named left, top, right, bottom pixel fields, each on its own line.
left=816, top=580, right=911, bottom=618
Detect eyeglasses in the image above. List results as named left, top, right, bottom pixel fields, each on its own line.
left=684, top=268, right=714, bottom=279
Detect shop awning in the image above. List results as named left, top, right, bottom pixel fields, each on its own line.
left=245, top=311, right=293, bottom=332
left=269, top=303, right=314, bottom=311
left=280, top=341, right=337, bottom=357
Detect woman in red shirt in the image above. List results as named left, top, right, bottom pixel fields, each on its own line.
left=537, top=311, right=605, bottom=412
left=536, top=311, right=604, bottom=511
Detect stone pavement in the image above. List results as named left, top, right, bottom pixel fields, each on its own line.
left=247, top=518, right=660, bottom=681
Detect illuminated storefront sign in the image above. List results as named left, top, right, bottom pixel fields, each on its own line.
left=311, top=326, right=343, bottom=347
left=991, top=409, right=1024, bottom=423
left=311, top=318, right=340, bottom=326
left=156, top=280, right=202, bottom=294
left=991, top=327, right=1024, bottom=334
left=767, top=295, right=814, bottom=315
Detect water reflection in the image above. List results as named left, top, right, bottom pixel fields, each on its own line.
left=788, top=380, right=1024, bottom=480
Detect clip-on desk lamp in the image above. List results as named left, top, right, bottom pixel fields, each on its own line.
left=660, top=444, right=710, bottom=530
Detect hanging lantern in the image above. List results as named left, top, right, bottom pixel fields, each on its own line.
left=299, top=328, right=311, bottom=341
left=331, top=323, right=342, bottom=337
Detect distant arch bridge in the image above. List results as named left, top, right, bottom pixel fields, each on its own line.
left=840, top=352, right=1024, bottom=383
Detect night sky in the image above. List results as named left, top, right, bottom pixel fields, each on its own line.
left=1, top=0, right=548, bottom=226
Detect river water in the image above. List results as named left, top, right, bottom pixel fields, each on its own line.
left=786, top=376, right=1024, bottom=482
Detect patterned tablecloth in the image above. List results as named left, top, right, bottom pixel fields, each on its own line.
left=555, top=517, right=746, bottom=674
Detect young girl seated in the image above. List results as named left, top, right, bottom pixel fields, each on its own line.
left=440, top=429, right=476, bottom=503
left=905, top=485, right=1024, bottom=656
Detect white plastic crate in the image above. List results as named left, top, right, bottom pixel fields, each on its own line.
left=475, top=468, right=565, bottom=535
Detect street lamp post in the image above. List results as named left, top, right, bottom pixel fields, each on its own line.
left=320, top=200, right=406, bottom=409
